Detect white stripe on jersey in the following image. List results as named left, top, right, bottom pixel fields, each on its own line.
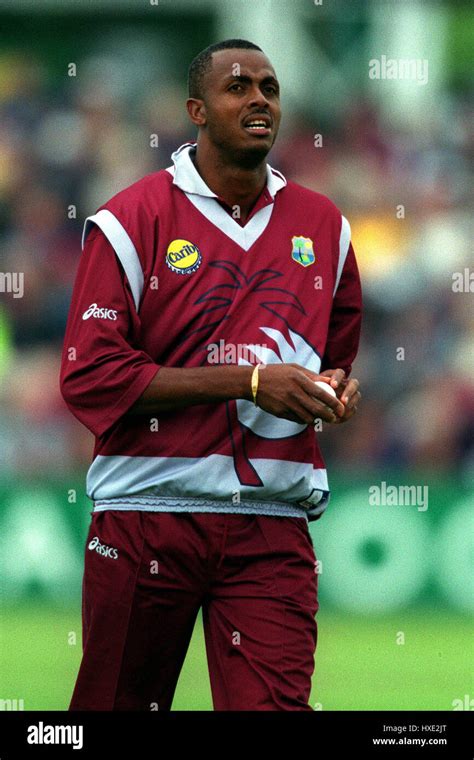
left=333, top=215, right=351, bottom=296
left=82, top=209, right=144, bottom=311
left=86, top=453, right=329, bottom=514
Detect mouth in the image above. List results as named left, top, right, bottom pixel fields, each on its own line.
left=242, top=115, right=272, bottom=137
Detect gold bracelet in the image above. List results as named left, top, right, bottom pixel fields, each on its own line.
left=251, top=363, right=262, bottom=406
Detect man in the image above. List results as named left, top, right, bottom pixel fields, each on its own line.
left=60, top=39, right=362, bottom=711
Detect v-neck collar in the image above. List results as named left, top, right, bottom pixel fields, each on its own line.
left=166, top=143, right=287, bottom=251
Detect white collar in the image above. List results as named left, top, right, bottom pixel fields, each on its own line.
left=166, top=142, right=287, bottom=200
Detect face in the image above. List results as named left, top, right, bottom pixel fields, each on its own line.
left=188, top=48, right=281, bottom=167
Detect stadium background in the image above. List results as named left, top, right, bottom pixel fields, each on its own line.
left=0, top=0, right=472, bottom=711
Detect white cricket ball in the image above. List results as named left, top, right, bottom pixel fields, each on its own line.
left=314, top=380, right=337, bottom=399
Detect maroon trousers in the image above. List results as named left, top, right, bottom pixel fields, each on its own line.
left=69, top=510, right=319, bottom=711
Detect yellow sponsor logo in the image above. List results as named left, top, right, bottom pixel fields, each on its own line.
left=166, top=239, right=202, bottom=275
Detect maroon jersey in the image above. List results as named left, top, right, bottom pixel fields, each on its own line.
left=60, top=143, right=362, bottom=521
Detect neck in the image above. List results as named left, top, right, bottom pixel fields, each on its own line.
left=191, top=138, right=268, bottom=222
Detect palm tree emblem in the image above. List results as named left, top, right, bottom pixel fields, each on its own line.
left=184, top=260, right=322, bottom=486
left=291, top=236, right=315, bottom=267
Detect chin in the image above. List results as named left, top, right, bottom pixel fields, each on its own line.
left=234, top=141, right=273, bottom=168
left=210, top=129, right=276, bottom=168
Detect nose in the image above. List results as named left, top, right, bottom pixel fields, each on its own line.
left=247, top=85, right=270, bottom=110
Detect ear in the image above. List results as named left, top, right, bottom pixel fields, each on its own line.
left=186, top=98, right=207, bottom=127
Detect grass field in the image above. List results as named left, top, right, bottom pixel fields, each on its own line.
left=1, top=604, right=472, bottom=711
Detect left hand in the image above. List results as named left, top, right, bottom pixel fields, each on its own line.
left=319, top=369, right=361, bottom=424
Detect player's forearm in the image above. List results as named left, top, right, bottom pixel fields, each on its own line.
left=129, top=365, right=255, bottom=414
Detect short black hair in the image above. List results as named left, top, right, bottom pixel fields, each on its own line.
left=188, top=39, right=263, bottom=99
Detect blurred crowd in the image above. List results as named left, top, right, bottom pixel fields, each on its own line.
left=0, top=47, right=472, bottom=482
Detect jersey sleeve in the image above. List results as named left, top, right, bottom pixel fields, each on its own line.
left=320, top=241, right=362, bottom=377
left=59, top=226, right=160, bottom=438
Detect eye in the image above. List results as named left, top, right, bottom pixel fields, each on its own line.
left=265, top=85, right=278, bottom=95
left=229, top=83, right=243, bottom=92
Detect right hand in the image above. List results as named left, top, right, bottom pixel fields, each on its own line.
left=254, top=363, right=346, bottom=425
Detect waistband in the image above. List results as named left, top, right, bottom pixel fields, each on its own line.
left=92, top=495, right=310, bottom=521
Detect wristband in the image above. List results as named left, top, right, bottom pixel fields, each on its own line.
left=251, top=363, right=262, bottom=406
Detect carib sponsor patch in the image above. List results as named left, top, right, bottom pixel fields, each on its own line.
left=166, top=239, right=202, bottom=275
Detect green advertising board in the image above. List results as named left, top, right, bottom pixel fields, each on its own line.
left=0, top=473, right=472, bottom=614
